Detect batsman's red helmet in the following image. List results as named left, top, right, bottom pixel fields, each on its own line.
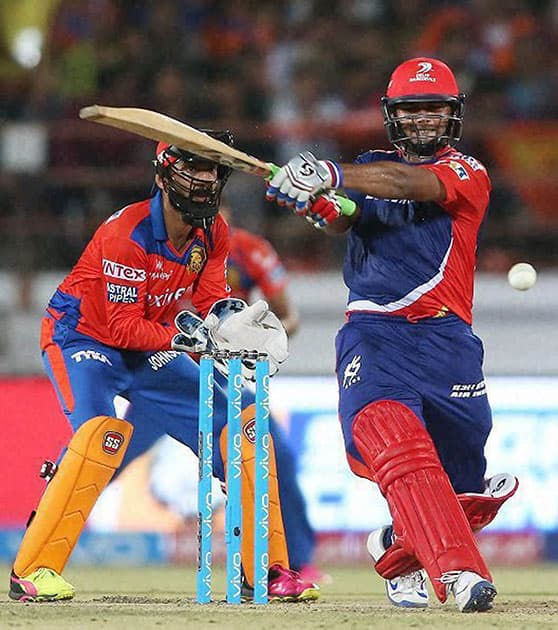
left=382, top=57, right=465, bottom=158
left=386, top=57, right=460, bottom=100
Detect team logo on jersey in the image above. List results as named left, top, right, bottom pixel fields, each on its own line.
left=102, top=258, right=146, bottom=282
left=409, top=61, right=436, bottom=84
left=447, top=161, right=469, bottom=180
left=102, top=431, right=125, bottom=455
left=107, top=282, right=138, bottom=303
left=343, top=355, right=362, bottom=389
left=187, top=245, right=207, bottom=273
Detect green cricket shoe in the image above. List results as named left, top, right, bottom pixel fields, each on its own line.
left=9, top=567, right=75, bottom=602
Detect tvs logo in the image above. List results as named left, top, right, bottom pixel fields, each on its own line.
left=242, top=419, right=256, bottom=444
left=186, top=245, right=207, bottom=273
left=102, top=431, right=125, bottom=455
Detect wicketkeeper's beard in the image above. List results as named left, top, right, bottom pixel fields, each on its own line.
left=164, top=179, right=220, bottom=228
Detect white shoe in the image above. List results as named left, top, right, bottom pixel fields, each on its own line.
left=367, top=527, right=429, bottom=609
left=443, top=570, right=497, bottom=612
left=485, top=472, right=517, bottom=498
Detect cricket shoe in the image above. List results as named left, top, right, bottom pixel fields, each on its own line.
left=442, top=570, right=497, bottom=612
left=241, top=564, right=320, bottom=602
left=367, top=526, right=429, bottom=608
left=9, top=567, right=75, bottom=602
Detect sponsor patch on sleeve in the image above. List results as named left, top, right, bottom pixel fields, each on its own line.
left=107, top=282, right=139, bottom=303
left=447, top=160, right=470, bottom=181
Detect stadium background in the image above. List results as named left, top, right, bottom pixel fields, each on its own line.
left=1, top=0, right=557, bottom=571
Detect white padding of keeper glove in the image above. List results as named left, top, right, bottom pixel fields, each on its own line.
left=210, top=299, right=289, bottom=379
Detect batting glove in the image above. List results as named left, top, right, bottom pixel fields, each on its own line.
left=304, top=191, right=343, bottom=229
left=266, top=151, right=343, bottom=213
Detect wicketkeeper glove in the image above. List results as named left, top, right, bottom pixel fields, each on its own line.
left=172, top=310, right=213, bottom=354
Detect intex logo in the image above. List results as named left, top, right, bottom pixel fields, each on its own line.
left=102, top=431, right=124, bottom=455
left=409, top=61, right=436, bottom=83
left=147, top=287, right=187, bottom=308
left=102, top=258, right=146, bottom=282
left=71, top=350, right=113, bottom=366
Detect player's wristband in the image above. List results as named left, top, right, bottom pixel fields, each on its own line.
left=323, top=160, right=344, bottom=188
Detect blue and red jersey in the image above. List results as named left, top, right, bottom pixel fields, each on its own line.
left=344, top=148, right=490, bottom=324
left=44, top=191, right=230, bottom=351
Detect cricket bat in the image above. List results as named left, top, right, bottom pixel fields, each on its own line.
left=79, top=105, right=356, bottom=217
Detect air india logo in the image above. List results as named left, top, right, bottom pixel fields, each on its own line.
left=102, top=431, right=125, bottom=455
left=187, top=245, right=207, bottom=273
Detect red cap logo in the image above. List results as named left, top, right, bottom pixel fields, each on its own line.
left=386, top=57, right=459, bottom=99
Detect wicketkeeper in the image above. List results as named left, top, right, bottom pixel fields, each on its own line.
left=9, top=134, right=319, bottom=603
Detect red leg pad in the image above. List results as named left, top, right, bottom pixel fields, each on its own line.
left=353, top=400, right=491, bottom=602
left=375, top=477, right=519, bottom=578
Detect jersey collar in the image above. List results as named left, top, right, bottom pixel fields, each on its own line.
left=150, top=191, right=168, bottom=241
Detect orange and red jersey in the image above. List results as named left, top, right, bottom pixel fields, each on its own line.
left=45, top=192, right=230, bottom=351
left=226, top=227, right=287, bottom=302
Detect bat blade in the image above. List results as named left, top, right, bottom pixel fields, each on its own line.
left=79, top=105, right=356, bottom=217
left=79, top=105, right=272, bottom=177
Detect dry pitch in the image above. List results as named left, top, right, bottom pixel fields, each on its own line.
left=1, top=564, right=557, bottom=629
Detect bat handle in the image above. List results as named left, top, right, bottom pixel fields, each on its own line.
left=267, top=163, right=356, bottom=217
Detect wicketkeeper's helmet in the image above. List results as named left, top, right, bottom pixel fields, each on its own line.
left=154, top=130, right=234, bottom=229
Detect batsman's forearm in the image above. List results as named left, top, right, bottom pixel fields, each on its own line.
left=340, top=161, right=444, bottom=202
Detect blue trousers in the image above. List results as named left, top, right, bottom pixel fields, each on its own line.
left=42, top=318, right=315, bottom=569
left=335, top=313, right=492, bottom=494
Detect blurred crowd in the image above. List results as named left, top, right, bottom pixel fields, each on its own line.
left=1, top=0, right=557, bottom=286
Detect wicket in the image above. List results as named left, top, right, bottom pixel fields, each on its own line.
left=197, top=351, right=270, bottom=604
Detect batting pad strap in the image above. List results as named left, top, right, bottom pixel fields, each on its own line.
left=458, top=478, right=519, bottom=532
left=353, top=400, right=490, bottom=602
left=219, top=404, right=288, bottom=587
left=14, top=416, right=133, bottom=577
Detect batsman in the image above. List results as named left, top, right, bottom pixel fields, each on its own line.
left=9, top=134, right=319, bottom=603
left=267, top=57, right=518, bottom=612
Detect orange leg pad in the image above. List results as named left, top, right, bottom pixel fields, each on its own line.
left=353, top=401, right=490, bottom=602
left=220, top=404, right=289, bottom=587
left=14, top=416, right=133, bottom=577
